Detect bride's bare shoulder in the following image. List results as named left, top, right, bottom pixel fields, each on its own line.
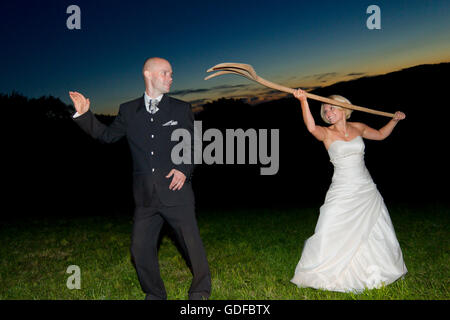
left=349, top=122, right=367, bottom=132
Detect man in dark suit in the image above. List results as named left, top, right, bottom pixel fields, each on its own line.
left=69, top=57, right=211, bottom=300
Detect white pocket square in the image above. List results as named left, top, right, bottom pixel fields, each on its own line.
left=162, top=120, right=178, bottom=126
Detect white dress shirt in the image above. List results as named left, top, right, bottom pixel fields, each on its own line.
left=144, top=92, right=163, bottom=113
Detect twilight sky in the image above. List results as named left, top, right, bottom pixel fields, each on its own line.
left=1, top=0, right=449, bottom=114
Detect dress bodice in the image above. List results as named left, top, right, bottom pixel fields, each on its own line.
left=328, top=136, right=364, bottom=165
left=327, top=136, right=369, bottom=181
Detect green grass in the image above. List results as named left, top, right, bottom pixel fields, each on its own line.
left=0, top=204, right=448, bottom=300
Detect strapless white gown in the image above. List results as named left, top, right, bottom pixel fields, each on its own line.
left=290, top=136, right=407, bottom=292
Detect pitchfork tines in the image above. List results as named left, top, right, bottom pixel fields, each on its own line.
left=205, top=62, right=395, bottom=118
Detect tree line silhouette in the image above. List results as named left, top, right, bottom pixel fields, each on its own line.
left=2, top=62, right=448, bottom=220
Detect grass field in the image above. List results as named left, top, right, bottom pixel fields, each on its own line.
left=0, top=203, right=448, bottom=300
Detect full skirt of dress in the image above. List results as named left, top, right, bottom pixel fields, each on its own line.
left=290, top=137, right=407, bottom=292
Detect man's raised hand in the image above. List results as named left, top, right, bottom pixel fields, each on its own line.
left=69, top=91, right=90, bottom=115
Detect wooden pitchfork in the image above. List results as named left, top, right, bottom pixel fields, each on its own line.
left=205, top=62, right=394, bottom=118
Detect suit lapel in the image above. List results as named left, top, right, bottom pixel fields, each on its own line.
left=157, top=94, right=170, bottom=112
left=135, top=94, right=146, bottom=114
left=155, top=95, right=173, bottom=122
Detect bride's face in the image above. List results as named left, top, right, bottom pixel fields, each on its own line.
left=324, top=105, right=345, bottom=123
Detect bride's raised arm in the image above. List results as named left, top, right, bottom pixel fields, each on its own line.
left=352, top=111, right=406, bottom=141
left=293, top=89, right=327, bottom=142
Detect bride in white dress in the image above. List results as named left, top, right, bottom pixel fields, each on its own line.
left=290, top=89, right=408, bottom=293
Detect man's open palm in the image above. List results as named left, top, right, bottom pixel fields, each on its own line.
left=69, top=91, right=90, bottom=115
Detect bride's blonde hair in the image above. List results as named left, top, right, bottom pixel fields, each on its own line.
left=320, top=95, right=353, bottom=124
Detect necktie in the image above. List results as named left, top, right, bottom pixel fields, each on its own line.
left=149, top=99, right=159, bottom=114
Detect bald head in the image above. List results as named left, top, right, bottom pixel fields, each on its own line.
left=142, top=57, right=173, bottom=97
left=142, top=57, right=170, bottom=75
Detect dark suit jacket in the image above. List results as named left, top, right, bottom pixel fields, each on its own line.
left=73, top=94, right=195, bottom=206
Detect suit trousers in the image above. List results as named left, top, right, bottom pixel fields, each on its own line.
left=130, top=188, right=211, bottom=300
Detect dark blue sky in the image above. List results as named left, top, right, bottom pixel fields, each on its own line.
left=1, top=0, right=449, bottom=114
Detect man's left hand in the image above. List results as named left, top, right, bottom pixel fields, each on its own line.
left=166, top=169, right=186, bottom=191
